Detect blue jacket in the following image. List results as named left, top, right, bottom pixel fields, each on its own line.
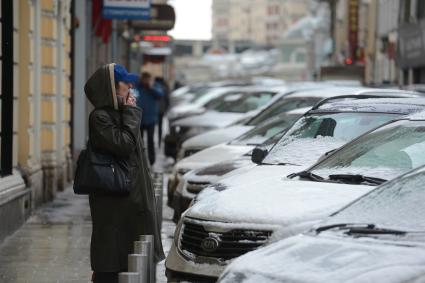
left=136, top=83, right=164, bottom=126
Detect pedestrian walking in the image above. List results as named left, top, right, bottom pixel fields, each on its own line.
left=136, top=72, right=164, bottom=165
left=154, top=77, right=170, bottom=147
left=83, top=64, right=165, bottom=283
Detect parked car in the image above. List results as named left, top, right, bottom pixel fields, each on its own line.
left=219, top=164, right=425, bottom=283
left=167, top=86, right=363, bottom=202
left=171, top=108, right=309, bottom=220
left=170, top=95, right=425, bottom=218
left=165, top=101, right=425, bottom=281
left=179, top=87, right=419, bottom=159
left=165, top=86, right=287, bottom=159
left=170, top=80, right=254, bottom=109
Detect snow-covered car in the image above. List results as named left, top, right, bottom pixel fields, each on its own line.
left=170, top=108, right=309, bottom=220
left=165, top=86, right=287, bottom=159
left=165, top=99, right=425, bottom=281
left=167, top=86, right=360, bottom=201
left=219, top=164, right=425, bottom=283
left=170, top=96, right=425, bottom=215
left=179, top=87, right=419, bottom=159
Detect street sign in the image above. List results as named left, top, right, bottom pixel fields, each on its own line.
left=103, top=0, right=151, bottom=20
left=131, top=4, right=175, bottom=31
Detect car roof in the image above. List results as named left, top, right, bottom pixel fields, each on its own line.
left=285, top=87, right=419, bottom=99
left=309, top=97, right=425, bottom=115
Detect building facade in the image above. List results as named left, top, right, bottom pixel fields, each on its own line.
left=0, top=0, right=73, bottom=243
left=212, top=0, right=309, bottom=48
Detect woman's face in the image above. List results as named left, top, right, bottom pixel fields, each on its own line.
left=116, top=81, right=130, bottom=98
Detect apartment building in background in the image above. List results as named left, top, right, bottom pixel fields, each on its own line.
left=212, top=0, right=309, bottom=48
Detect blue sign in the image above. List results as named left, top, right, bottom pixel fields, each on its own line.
left=103, top=0, right=151, bottom=20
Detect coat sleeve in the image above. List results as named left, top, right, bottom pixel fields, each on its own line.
left=89, top=106, right=142, bottom=158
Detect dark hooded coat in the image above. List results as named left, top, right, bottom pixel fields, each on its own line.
left=84, top=63, right=165, bottom=272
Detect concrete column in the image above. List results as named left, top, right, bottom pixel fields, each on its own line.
left=56, top=0, right=65, bottom=191
left=73, top=0, right=89, bottom=159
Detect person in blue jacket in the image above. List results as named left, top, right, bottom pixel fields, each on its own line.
left=136, top=72, right=163, bottom=165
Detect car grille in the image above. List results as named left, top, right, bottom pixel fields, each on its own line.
left=179, top=220, right=272, bottom=260
left=186, top=181, right=210, bottom=194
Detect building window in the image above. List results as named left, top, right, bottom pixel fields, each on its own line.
left=401, top=0, right=412, bottom=22
left=1, top=0, right=14, bottom=176
left=417, top=0, right=425, bottom=19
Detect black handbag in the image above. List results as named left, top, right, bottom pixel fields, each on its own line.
left=73, top=142, right=134, bottom=195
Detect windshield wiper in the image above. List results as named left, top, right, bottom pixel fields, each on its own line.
left=316, top=223, right=406, bottom=236
left=261, top=162, right=300, bottom=166
left=328, top=174, right=387, bottom=185
left=288, top=171, right=324, bottom=181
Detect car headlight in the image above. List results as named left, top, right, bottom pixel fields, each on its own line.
left=187, top=126, right=214, bottom=136
left=177, top=168, right=190, bottom=176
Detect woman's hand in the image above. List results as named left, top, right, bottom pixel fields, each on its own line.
left=125, top=93, right=137, bottom=106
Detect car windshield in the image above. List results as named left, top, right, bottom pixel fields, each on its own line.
left=310, top=120, right=425, bottom=181
left=246, top=97, right=322, bottom=126
left=262, top=113, right=398, bottom=165
left=322, top=166, right=425, bottom=234
left=230, top=114, right=300, bottom=145
left=206, top=91, right=275, bottom=113
left=187, top=87, right=214, bottom=102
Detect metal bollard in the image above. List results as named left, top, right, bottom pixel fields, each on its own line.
left=140, top=235, right=155, bottom=283
left=128, top=253, right=148, bottom=283
left=118, top=272, right=139, bottom=283
left=134, top=240, right=150, bottom=283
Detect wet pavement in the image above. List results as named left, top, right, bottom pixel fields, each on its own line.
left=0, top=147, right=176, bottom=283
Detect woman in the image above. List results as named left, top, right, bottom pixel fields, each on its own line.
left=84, top=63, right=165, bottom=283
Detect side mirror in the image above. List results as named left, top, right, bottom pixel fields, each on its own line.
left=251, top=148, right=268, bottom=165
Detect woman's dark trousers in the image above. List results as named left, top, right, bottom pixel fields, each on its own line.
left=93, top=272, right=118, bottom=283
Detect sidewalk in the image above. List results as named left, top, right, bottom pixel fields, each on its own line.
left=0, top=150, right=176, bottom=283
left=0, top=188, right=92, bottom=283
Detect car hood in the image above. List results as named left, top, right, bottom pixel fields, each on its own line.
left=220, top=234, right=425, bottom=283
left=168, top=104, right=205, bottom=118
left=173, top=111, right=247, bottom=128
left=184, top=156, right=255, bottom=184
left=175, top=144, right=253, bottom=172
left=186, top=168, right=372, bottom=227
left=182, top=125, right=254, bottom=149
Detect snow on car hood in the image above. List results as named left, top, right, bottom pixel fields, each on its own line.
left=173, top=111, right=247, bottom=128
left=184, top=157, right=256, bottom=184
left=186, top=173, right=371, bottom=228
left=175, top=144, right=253, bottom=172
left=182, top=125, right=254, bottom=149
left=168, top=104, right=204, bottom=118
left=220, top=234, right=425, bottom=283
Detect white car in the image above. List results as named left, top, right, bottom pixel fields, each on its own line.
left=165, top=100, right=425, bottom=281
left=167, top=86, right=241, bottom=122
left=171, top=108, right=308, bottom=220
left=165, top=85, right=288, bottom=159
left=219, top=165, right=425, bottom=283
left=171, top=97, right=425, bottom=215
left=179, top=87, right=419, bottom=158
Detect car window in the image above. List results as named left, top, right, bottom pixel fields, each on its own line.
left=230, top=114, right=300, bottom=145
left=325, top=167, right=425, bottom=233
left=207, top=92, right=276, bottom=113
left=247, top=97, right=321, bottom=126
left=263, top=113, right=399, bottom=166
left=311, top=120, right=425, bottom=180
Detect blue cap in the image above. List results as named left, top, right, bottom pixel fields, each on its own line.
left=114, top=64, right=139, bottom=84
